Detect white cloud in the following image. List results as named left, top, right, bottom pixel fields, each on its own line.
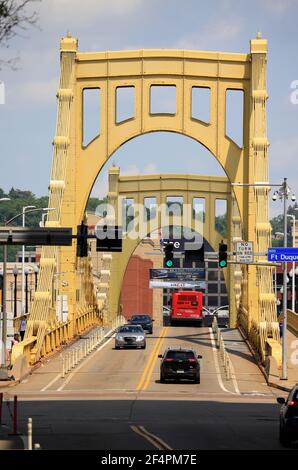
left=121, top=162, right=158, bottom=176
left=176, top=18, right=243, bottom=50
left=269, top=137, right=298, bottom=193
left=144, top=163, right=158, bottom=173
left=261, top=0, right=296, bottom=14
left=38, top=0, right=142, bottom=28
left=19, top=77, right=58, bottom=104
left=270, top=137, right=298, bottom=169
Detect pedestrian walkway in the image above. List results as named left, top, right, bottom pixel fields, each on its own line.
left=221, top=328, right=271, bottom=395
left=0, top=326, right=112, bottom=392
left=221, top=327, right=298, bottom=393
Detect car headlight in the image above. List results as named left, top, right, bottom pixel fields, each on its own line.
left=136, top=336, right=145, bottom=341
left=116, top=335, right=124, bottom=341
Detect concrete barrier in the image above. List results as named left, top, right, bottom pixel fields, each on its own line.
left=10, top=354, right=29, bottom=382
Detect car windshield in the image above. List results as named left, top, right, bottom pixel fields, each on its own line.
left=119, top=326, right=143, bottom=333
left=165, top=351, right=196, bottom=360
left=131, top=315, right=150, bottom=321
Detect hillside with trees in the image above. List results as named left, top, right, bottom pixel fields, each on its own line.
left=0, top=187, right=105, bottom=261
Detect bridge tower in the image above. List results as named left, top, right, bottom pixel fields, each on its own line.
left=13, top=33, right=279, bottom=368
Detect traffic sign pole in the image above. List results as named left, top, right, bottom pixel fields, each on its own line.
left=282, top=179, right=288, bottom=380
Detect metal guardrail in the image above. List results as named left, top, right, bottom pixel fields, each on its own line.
left=212, top=316, right=232, bottom=380
left=61, top=315, right=125, bottom=378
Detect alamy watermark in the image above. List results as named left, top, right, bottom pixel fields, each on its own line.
left=0, top=81, right=5, bottom=104
left=290, top=80, right=298, bottom=104
left=290, top=339, right=298, bottom=365
left=94, top=199, right=205, bottom=245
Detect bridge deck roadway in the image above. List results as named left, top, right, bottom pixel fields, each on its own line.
left=0, top=325, right=293, bottom=450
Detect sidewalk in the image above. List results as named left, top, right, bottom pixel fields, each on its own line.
left=221, top=328, right=271, bottom=395
left=221, top=327, right=298, bottom=393
left=0, top=325, right=112, bottom=391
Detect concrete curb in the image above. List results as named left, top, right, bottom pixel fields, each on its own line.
left=267, top=382, right=293, bottom=393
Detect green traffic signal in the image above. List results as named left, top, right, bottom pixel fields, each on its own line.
left=218, top=242, right=228, bottom=268
left=219, top=259, right=227, bottom=268
left=164, top=241, right=174, bottom=268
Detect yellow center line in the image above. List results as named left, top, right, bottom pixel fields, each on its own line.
left=136, top=327, right=168, bottom=391
left=142, top=328, right=168, bottom=390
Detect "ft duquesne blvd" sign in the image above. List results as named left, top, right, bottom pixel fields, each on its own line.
left=268, top=247, right=298, bottom=262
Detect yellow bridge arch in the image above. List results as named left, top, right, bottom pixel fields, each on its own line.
left=14, top=33, right=279, bottom=367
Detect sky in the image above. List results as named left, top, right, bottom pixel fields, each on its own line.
left=0, top=0, right=297, bottom=217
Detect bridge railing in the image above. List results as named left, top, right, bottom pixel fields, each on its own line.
left=61, top=315, right=126, bottom=378
left=212, top=316, right=232, bottom=380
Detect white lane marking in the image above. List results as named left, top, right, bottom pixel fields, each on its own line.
left=40, top=372, right=62, bottom=392
left=228, top=350, right=241, bottom=395
left=56, top=334, right=115, bottom=392
left=209, top=328, right=239, bottom=396
left=40, top=329, right=112, bottom=392
left=130, top=425, right=172, bottom=450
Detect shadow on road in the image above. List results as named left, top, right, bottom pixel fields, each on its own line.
left=1, top=398, right=297, bottom=450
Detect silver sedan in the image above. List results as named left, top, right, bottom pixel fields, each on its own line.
left=115, top=324, right=146, bottom=349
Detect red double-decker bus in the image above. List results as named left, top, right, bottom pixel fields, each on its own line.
left=171, top=291, right=203, bottom=326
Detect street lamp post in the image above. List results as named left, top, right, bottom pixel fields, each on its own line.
left=21, top=206, right=36, bottom=315
left=24, top=266, right=29, bottom=314
left=34, top=265, right=39, bottom=290
left=287, top=214, right=295, bottom=312
left=0, top=197, right=11, bottom=380
left=13, top=265, right=18, bottom=318
left=272, top=178, right=296, bottom=380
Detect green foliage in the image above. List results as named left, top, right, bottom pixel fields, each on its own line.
left=0, top=187, right=49, bottom=227
left=215, top=214, right=227, bottom=238
left=86, top=196, right=107, bottom=214
left=270, top=203, right=297, bottom=246
left=0, top=186, right=49, bottom=261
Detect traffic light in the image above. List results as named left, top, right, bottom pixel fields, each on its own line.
left=164, top=241, right=174, bottom=268
left=218, top=242, right=228, bottom=268
left=185, top=243, right=204, bottom=265
left=77, top=222, right=88, bottom=257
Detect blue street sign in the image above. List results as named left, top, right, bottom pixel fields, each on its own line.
left=268, top=247, right=298, bottom=262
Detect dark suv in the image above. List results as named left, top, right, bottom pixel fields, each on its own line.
left=158, top=348, right=202, bottom=383
left=129, top=314, right=154, bottom=334
left=277, top=384, right=298, bottom=446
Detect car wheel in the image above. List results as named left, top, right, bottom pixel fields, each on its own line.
left=160, top=374, right=165, bottom=383
left=194, top=375, right=200, bottom=384
left=141, top=344, right=146, bottom=349
left=280, top=426, right=291, bottom=447
left=115, top=345, right=120, bottom=350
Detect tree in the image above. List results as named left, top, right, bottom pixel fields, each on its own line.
left=270, top=203, right=297, bottom=247
left=0, top=0, right=40, bottom=67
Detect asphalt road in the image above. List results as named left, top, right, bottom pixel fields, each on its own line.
left=0, top=325, right=294, bottom=450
